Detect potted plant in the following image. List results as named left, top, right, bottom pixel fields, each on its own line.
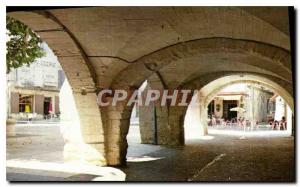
left=6, top=16, right=45, bottom=136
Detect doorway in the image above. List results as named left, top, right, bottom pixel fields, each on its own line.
left=223, top=100, right=238, bottom=120
left=44, top=97, right=52, bottom=116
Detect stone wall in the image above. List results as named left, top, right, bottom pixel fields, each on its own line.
left=246, top=86, right=272, bottom=123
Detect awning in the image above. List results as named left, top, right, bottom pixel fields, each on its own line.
left=215, top=95, right=242, bottom=100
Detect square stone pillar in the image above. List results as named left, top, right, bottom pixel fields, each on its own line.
left=168, top=106, right=186, bottom=146
left=59, top=80, right=106, bottom=166
left=101, top=100, right=132, bottom=166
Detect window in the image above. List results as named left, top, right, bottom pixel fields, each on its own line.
left=19, top=94, right=33, bottom=113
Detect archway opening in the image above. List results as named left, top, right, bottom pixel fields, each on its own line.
left=184, top=75, right=294, bottom=141
left=205, top=83, right=293, bottom=135
left=126, top=80, right=164, bottom=162
left=6, top=23, right=109, bottom=178
left=6, top=40, right=68, bottom=166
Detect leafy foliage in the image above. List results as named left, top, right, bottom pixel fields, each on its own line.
left=6, top=16, right=45, bottom=73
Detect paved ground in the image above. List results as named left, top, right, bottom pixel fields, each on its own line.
left=123, top=130, right=294, bottom=181
left=6, top=122, right=295, bottom=182
left=6, top=123, right=126, bottom=181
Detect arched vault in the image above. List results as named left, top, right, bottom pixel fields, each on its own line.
left=7, top=7, right=293, bottom=166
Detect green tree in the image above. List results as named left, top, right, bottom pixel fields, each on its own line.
left=6, top=16, right=45, bottom=73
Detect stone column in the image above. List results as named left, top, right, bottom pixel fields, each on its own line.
left=102, top=99, right=132, bottom=166
left=168, top=106, right=186, bottom=146
left=199, top=94, right=209, bottom=136
left=200, top=107, right=209, bottom=135
left=60, top=80, right=106, bottom=166
left=156, top=105, right=170, bottom=144
left=139, top=103, right=155, bottom=144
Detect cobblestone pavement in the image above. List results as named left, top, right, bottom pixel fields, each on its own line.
left=6, top=123, right=294, bottom=182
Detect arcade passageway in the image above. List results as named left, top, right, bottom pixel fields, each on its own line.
left=6, top=6, right=295, bottom=182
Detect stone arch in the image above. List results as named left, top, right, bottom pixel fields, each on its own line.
left=109, top=38, right=292, bottom=164
left=204, top=80, right=293, bottom=111
left=184, top=73, right=293, bottom=110
left=182, top=74, right=294, bottom=139
left=111, top=37, right=291, bottom=89
left=7, top=8, right=292, bottom=166
left=138, top=75, right=189, bottom=147
left=111, top=38, right=292, bottom=149
left=8, top=12, right=107, bottom=166
left=139, top=73, right=294, bottom=147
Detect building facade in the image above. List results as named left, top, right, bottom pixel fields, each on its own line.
left=7, top=43, right=65, bottom=120
left=208, top=84, right=273, bottom=123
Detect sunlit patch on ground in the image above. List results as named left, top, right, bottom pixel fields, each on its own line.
left=6, top=159, right=126, bottom=181
left=127, top=156, right=165, bottom=162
